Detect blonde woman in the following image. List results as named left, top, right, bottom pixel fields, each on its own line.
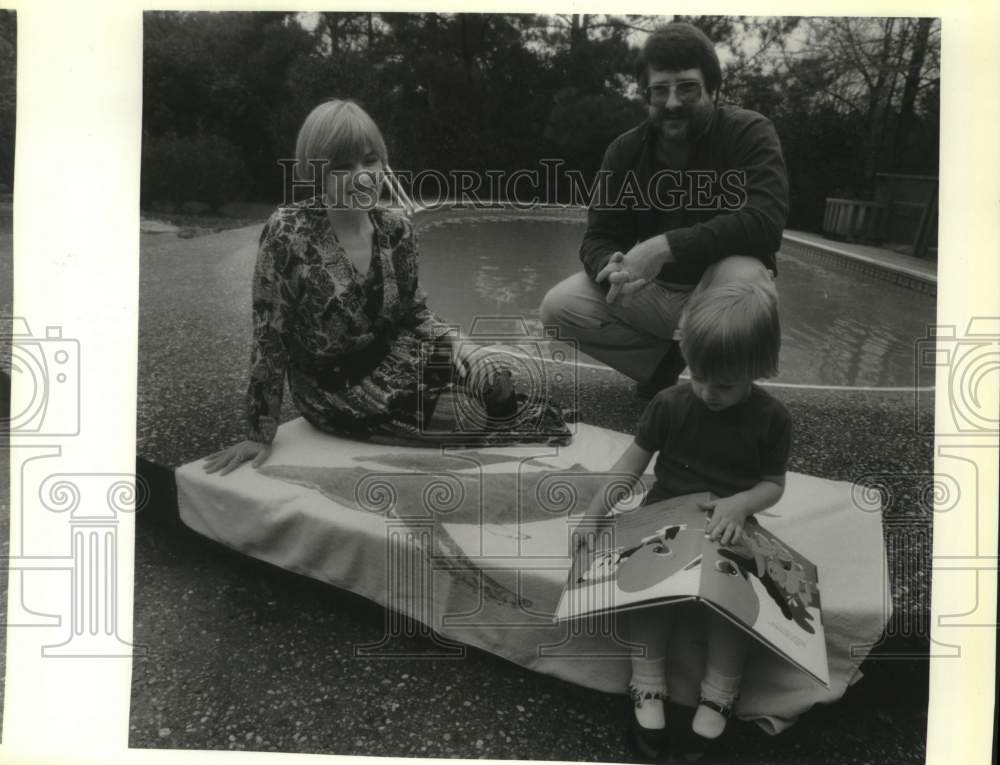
left=206, top=99, right=569, bottom=474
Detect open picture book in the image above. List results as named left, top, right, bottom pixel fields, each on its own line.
left=556, top=492, right=830, bottom=687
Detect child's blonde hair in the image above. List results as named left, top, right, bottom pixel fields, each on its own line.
left=294, top=99, right=388, bottom=182
left=679, top=280, right=780, bottom=381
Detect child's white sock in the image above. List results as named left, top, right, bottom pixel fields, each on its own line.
left=692, top=667, right=741, bottom=739
left=628, top=657, right=669, bottom=730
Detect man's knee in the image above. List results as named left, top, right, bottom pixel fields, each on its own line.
left=540, top=272, right=597, bottom=328
left=539, top=283, right=566, bottom=326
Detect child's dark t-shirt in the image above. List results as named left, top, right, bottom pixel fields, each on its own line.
left=634, top=383, right=791, bottom=499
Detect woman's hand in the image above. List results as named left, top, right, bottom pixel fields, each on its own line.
left=203, top=440, right=272, bottom=475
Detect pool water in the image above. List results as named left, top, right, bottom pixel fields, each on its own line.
left=415, top=215, right=936, bottom=388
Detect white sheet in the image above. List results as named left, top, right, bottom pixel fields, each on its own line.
left=176, top=418, right=890, bottom=734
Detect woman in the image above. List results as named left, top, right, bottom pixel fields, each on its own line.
left=205, top=99, right=570, bottom=475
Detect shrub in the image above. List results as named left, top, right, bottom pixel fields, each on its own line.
left=141, top=131, right=251, bottom=211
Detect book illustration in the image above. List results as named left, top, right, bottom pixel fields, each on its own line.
left=715, top=532, right=819, bottom=634
left=566, top=492, right=711, bottom=598
left=704, top=547, right=761, bottom=627
left=558, top=493, right=829, bottom=687
left=576, top=522, right=703, bottom=594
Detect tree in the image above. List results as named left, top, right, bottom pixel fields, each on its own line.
left=0, top=10, right=15, bottom=191
left=784, top=18, right=941, bottom=189
left=718, top=17, right=940, bottom=227
left=892, top=17, right=935, bottom=170
left=143, top=11, right=315, bottom=203
left=137, top=11, right=939, bottom=224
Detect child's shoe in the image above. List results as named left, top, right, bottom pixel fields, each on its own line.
left=630, top=681, right=668, bottom=729
left=691, top=668, right=741, bottom=740
left=691, top=696, right=736, bottom=739
left=627, top=681, right=670, bottom=762
left=630, top=717, right=671, bottom=763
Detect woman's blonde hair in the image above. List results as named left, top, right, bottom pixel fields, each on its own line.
left=294, top=99, right=388, bottom=182
left=679, top=280, right=781, bottom=381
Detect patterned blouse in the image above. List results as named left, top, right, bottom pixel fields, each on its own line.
left=246, top=198, right=448, bottom=444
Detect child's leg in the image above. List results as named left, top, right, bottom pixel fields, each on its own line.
left=624, top=607, right=673, bottom=730
left=692, top=610, right=749, bottom=739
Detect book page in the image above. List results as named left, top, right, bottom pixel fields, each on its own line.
left=557, top=493, right=711, bottom=621
left=699, top=517, right=829, bottom=686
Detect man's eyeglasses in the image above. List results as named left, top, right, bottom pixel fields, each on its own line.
left=644, top=81, right=703, bottom=104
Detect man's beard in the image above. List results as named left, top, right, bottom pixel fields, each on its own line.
left=652, top=104, right=709, bottom=142
left=654, top=105, right=689, bottom=123
left=653, top=106, right=690, bottom=137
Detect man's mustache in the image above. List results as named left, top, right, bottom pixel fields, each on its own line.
left=654, top=106, right=688, bottom=121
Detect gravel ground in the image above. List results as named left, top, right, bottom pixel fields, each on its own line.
left=127, top=218, right=934, bottom=762
left=130, top=512, right=928, bottom=763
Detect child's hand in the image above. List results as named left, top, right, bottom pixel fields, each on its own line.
left=699, top=497, right=751, bottom=546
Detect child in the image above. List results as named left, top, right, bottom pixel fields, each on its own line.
left=575, top=278, right=791, bottom=758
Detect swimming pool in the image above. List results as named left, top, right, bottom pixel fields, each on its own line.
left=415, top=210, right=937, bottom=390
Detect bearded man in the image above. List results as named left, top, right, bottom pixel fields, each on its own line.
left=541, top=22, right=789, bottom=397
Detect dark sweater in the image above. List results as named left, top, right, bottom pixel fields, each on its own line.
left=580, top=106, right=789, bottom=285
left=634, top=383, right=791, bottom=500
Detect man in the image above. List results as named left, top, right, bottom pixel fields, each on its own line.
left=540, top=22, right=789, bottom=396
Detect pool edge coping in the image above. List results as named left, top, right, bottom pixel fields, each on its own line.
left=410, top=204, right=937, bottom=296
left=781, top=232, right=936, bottom=293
